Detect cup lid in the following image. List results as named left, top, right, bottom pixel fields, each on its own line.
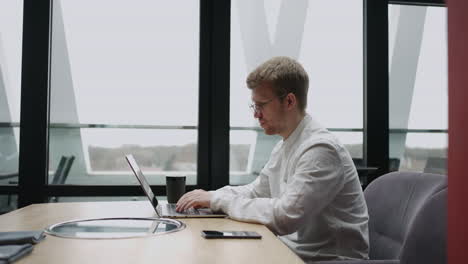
left=166, top=175, right=186, bottom=180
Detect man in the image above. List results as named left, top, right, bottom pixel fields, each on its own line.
left=176, top=56, right=369, bottom=262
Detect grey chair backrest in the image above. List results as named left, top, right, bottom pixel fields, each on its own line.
left=399, top=188, right=447, bottom=264
left=49, top=155, right=75, bottom=203
left=364, top=171, right=447, bottom=260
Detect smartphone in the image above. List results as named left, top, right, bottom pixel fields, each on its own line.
left=201, top=230, right=262, bottom=239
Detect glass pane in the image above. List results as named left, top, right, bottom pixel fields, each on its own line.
left=49, top=1, right=200, bottom=185
left=389, top=5, right=447, bottom=130
left=332, top=132, right=363, bottom=159
left=230, top=130, right=281, bottom=185
left=392, top=132, right=447, bottom=174
left=0, top=1, right=22, bottom=183
left=230, top=0, right=363, bottom=184
left=389, top=5, right=447, bottom=170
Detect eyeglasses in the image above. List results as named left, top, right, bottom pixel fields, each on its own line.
left=248, top=93, right=288, bottom=114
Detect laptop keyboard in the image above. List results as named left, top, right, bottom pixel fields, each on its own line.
left=167, top=204, right=200, bottom=215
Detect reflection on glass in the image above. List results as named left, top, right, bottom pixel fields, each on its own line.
left=46, top=218, right=185, bottom=239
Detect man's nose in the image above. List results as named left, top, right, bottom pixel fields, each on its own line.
left=254, top=110, right=262, bottom=119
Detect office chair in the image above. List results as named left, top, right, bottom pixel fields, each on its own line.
left=0, top=155, right=75, bottom=213
left=0, top=172, right=19, bottom=214
left=50, top=155, right=75, bottom=185
left=49, top=155, right=75, bottom=202
left=315, top=171, right=447, bottom=264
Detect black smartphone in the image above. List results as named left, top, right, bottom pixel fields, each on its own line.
left=201, top=230, right=262, bottom=239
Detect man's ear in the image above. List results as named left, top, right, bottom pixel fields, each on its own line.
left=286, top=93, right=297, bottom=110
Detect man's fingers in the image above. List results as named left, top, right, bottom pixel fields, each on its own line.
left=176, top=191, right=196, bottom=209
left=180, top=200, right=193, bottom=211
left=177, top=195, right=197, bottom=211
left=179, top=194, right=202, bottom=211
left=175, top=190, right=208, bottom=212
left=179, top=190, right=197, bottom=202
left=184, top=200, right=197, bottom=211
left=176, top=198, right=189, bottom=211
left=176, top=195, right=190, bottom=211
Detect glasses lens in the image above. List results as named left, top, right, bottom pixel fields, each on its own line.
left=249, top=103, right=259, bottom=113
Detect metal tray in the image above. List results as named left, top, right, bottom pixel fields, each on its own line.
left=44, top=217, right=185, bottom=239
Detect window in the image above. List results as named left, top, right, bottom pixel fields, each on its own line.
left=49, top=0, right=200, bottom=185
left=230, top=0, right=363, bottom=184
left=0, top=1, right=23, bottom=180
left=0, top=1, right=23, bottom=181
left=0, top=1, right=23, bottom=211
left=388, top=5, right=447, bottom=173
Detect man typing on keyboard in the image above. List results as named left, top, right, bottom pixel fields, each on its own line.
left=176, top=57, right=369, bottom=262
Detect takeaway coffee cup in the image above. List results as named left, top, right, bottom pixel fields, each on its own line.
left=166, top=176, right=186, bottom=203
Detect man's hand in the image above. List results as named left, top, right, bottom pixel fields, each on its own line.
left=175, top=189, right=212, bottom=212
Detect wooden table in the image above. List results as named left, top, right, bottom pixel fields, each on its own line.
left=0, top=201, right=304, bottom=264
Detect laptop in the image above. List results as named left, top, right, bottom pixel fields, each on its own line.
left=125, top=154, right=226, bottom=218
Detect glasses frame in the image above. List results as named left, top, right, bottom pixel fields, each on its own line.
left=248, top=93, right=289, bottom=114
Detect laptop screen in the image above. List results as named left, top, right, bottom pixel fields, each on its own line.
left=125, top=154, right=158, bottom=208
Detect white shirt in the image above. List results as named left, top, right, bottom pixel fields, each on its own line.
left=210, top=114, right=369, bottom=262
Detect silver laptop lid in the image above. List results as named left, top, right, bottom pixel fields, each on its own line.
left=125, top=154, right=161, bottom=218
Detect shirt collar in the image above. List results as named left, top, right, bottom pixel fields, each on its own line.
left=282, top=113, right=312, bottom=148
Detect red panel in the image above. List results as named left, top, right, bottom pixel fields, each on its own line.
left=447, top=0, right=468, bottom=263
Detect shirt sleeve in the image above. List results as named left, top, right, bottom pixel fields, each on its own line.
left=210, top=143, right=345, bottom=236
left=210, top=169, right=271, bottom=199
